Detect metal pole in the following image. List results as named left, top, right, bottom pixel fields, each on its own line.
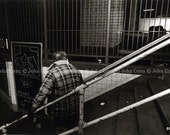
left=1, top=37, right=170, bottom=132
left=79, top=88, right=85, bottom=134
left=84, top=33, right=170, bottom=82
left=0, top=85, right=86, bottom=131
left=105, top=0, right=111, bottom=64
left=102, top=39, right=170, bottom=79
left=43, top=0, right=48, bottom=60
left=59, top=88, right=170, bottom=135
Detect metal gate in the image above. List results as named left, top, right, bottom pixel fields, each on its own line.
left=0, top=0, right=170, bottom=63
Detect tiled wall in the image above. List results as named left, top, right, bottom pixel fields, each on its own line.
left=80, top=0, right=124, bottom=47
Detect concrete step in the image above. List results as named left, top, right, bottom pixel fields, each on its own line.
left=134, top=84, right=166, bottom=135
left=148, top=77, right=170, bottom=134
left=115, top=90, right=138, bottom=135
left=84, top=88, right=119, bottom=135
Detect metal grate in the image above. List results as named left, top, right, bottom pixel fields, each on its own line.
left=0, top=0, right=170, bottom=62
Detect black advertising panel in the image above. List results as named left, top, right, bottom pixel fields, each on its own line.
left=11, top=42, right=42, bottom=110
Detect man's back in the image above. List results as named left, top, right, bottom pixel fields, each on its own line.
left=31, top=51, right=83, bottom=134
left=47, top=62, right=83, bottom=118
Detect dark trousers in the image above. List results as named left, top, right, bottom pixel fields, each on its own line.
left=55, top=114, right=79, bottom=134
left=34, top=114, right=79, bottom=135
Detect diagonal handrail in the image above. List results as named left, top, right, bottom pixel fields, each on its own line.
left=84, top=33, right=170, bottom=82
left=0, top=35, right=170, bottom=133
left=59, top=88, right=170, bottom=135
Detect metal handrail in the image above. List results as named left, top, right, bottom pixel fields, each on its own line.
left=60, top=88, right=170, bottom=135
left=84, top=33, right=170, bottom=82
left=0, top=35, right=170, bottom=134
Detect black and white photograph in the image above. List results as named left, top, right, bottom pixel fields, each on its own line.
left=0, top=0, right=170, bottom=134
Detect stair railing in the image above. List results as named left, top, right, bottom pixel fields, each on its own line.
left=84, top=33, right=170, bottom=82
left=1, top=34, right=170, bottom=134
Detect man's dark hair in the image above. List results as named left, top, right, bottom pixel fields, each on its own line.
left=52, top=51, right=68, bottom=61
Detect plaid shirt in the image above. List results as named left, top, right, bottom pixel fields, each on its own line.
left=32, top=60, right=83, bottom=118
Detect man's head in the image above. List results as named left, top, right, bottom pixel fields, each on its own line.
left=52, top=51, right=68, bottom=61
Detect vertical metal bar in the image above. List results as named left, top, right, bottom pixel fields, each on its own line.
left=47, top=0, right=50, bottom=52
left=119, top=0, right=125, bottom=56
left=158, top=0, right=164, bottom=60
left=35, top=1, right=39, bottom=42
left=164, top=0, right=170, bottom=59
left=151, top=0, right=159, bottom=60
left=115, top=0, right=118, bottom=56
left=14, top=2, right=17, bottom=40
left=56, top=0, right=59, bottom=51
left=67, top=0, right=70, bottom=52
left=64, top=0, right=66, bottom=52
left=29, top=0, right=33, bottom=42
left=29, top=0, right=32, bottom=41
left=32, top=0, right=34, bottom=41
left=30, top=0, right=33, bottom=41
left=82, top=0, right=86, bottom=55
left=43, top=0, right=48, bottom=60
left=76, top=0, right=78, bottom=54
left=27, top=0, right=31, bottom=41
left=79, top=88, right=85, bottom=135
left=152, top=0, right=159, bottom=42
left=119, top=0, right=124, bottom=56
left=60, top=0, right=62, bottom=50
left=147, top=0, right=154, bottom=44
left=28, top=0, right=30, bottom=41
left=100, top=0, right=104, bottom=56
left=91, top=0, right=94, bottom=56
left=33, top=0, right=36, bottom=42
left=19, top=1, right=23, bottom=40
left=23, top=0, right=26, bottom=41
left=121, top=0, right=128, bottom=57
left=21, top=1, right=24, bottom=40
left=52, top=0, right=55, bottom=52
left=157, top=0, right=164, bottom=38
left=136, top=0, right=142, bottom=50
left=79, top=0, right=82, bottom=55
left=126, top=0, right=133, bottom=51
left=110, top=0, right=113, bottom=57
left=36, top=0, right=39, bottom=42
left=95, top=0, right=99, bottom=56
left=87, top=0, right=91, bottom=55
left=105, top=0, right=111, bottom=64
left=131, top=0, right=137, bottom=51
left=32, top=0, right=35, bottom=41
left=141, top=0, right=148, bottom=47
left=15, top=2, right=19, bottom=41
left=164, top=0, right=169, bottom=31
left=72, top=0, right=74, bottom=54
left=115, top=0, right=121, bottom=57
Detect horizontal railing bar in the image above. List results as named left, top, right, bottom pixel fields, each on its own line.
left=101, top=39, right=170, bottom=79
left=60, top=88, right=170, bottom=135
left=84, top=33, right=170, bottom=82
left=1, top=37, right=170, bottom=132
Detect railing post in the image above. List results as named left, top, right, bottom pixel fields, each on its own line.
left=79, top=88, right=85, bottom=134
left=105, top=0, right=111, bottom=64
left=2, top=127, right=7, bottom=135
